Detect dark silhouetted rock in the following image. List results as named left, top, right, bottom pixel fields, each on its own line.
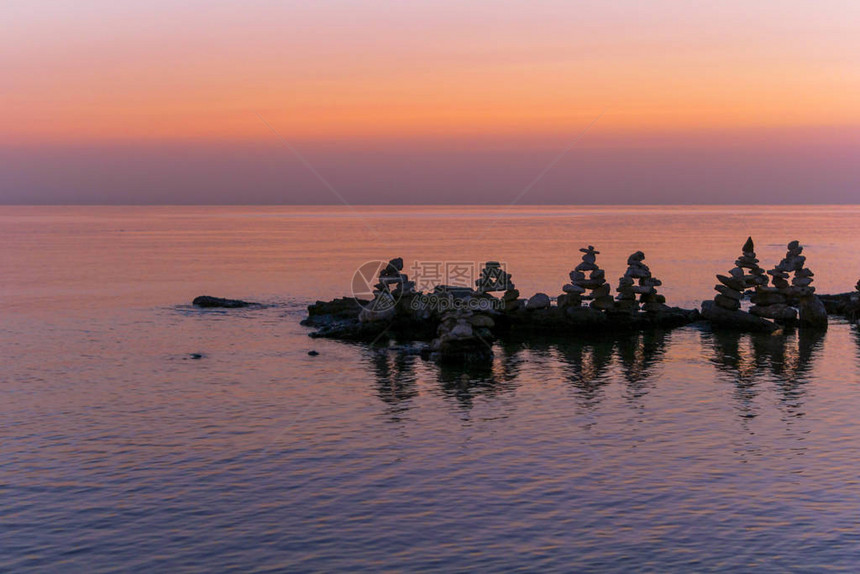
left=526, top=293, right=551, bottom=310
left=193, top=295, right=259, bottom=308
left=701, top=300, right=777, bottom=333
left=798, top=295, right=828, bottom=329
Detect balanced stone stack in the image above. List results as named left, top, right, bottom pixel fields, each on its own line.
left=711, top=238, right=767, bottom=312
left=736, top=237, right=769, bottom=291
left=476, top=261, right=514, bottom=293
left=360, top=257, right=414, bottom=323
left=616, top=251, right=668, bottom=312
left=475, top=261, right=520, bottom=311
left=750, top=240, right=815, bottom=323
left=376, top=257, right=416, bottom=298
left=562, top=246, right=614, bottom=311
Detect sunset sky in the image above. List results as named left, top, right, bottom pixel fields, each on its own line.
left=3, top=0, right=859, bottom=204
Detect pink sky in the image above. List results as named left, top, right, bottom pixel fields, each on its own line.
left=2, top=1, right=859, bottom=203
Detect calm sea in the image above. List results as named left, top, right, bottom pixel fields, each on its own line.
left=2, top=205, right=860, bottom=572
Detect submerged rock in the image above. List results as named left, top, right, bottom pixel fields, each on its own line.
left=192, top=295, right=260, bottom=308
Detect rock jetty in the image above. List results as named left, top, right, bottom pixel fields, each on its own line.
left=304, top=252, right=700, bottom=357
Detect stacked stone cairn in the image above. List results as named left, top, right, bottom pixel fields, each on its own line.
left=711, top=237, right=766, bottom=313
left=749, top=240, right=814, bottom=322
left=476, top=261, right=520, bottom=311
left=359, top=257, right=415, bottom=322
left=560, top=246, right=614, bottom=311
left=376, top=257, right=415, bottom=298
left=616, top=251, right=668, bottom=312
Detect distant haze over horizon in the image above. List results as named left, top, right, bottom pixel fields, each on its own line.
left=2, top=1, right=859, bottom=205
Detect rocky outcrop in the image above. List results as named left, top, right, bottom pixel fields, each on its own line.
left=819, top=290, right=860, bottom=320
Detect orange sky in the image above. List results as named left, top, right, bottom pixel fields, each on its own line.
left=2, top=1, right=860, bottom=204
left=4, top=1, right=860, bottom=143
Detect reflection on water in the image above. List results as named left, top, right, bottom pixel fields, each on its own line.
left=363, top=328, right=831, bottom=420
left=366, top=348, right=419, bottom=421
left=4, top=206, right=860, bottom=572
left=704, top=327, right=826, bottom=419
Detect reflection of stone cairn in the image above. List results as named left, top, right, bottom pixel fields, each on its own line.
left=712, top=238, right=765, bottom=312
left=564, top=246, right=614, bottom=311
left=616, top=251, right=667, bottom=312
left=750, top=241, right=814, bottom=322
left=476, top=261, right=520, bottom=312
left=430, top=308, right=494, bottom=363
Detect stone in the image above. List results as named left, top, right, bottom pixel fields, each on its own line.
left=627, top=251, right=646, bottom=264
left=750, top=291, right=786, bottom=306
left=717, top=274, right=746, bottom=291
left=563, top=284, right=586, bottom=294
left=701, top=300, right=778, bottom=333
left=626, top=266, right=651, bottom=279
left=449, top=321, right=474, bottom=339
left=798, top=295, right=828, bottom=328
left=468, top=314, right=495, bottom=328
left=359, top=303, right=396, bottom=323
left=591, top=284, right=611, bottom=298
left=307, top=350, right=319, bottom=356
left=192, top=295, right=258, bottom=308
left=503, top=288, right=520, bottom=301
left=750, top=304, right=797, bottom=322
left=715, top=294, right=741, bottom=311
left=590, top=296, right=615, bottom=310
left=715, top=285, right=742, bottom=300
left=526, top=293, right=551, bottom=310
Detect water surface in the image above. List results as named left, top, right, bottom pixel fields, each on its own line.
left=2, top=206, right=860, bottom=571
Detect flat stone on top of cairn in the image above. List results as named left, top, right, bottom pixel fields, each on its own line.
left=617, top=251, right=668, bottom=312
